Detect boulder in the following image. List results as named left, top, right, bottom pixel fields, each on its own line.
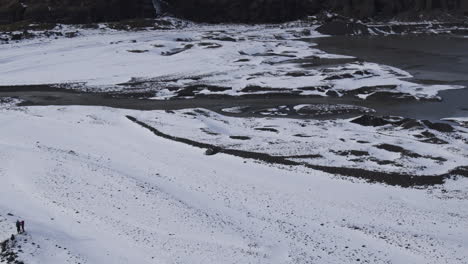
left=205, top=147, right=221, bottom=156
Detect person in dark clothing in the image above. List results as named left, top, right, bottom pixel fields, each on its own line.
left=15, top=220, right=21, bottom=234
left=20, top=221, right=25, bottom=233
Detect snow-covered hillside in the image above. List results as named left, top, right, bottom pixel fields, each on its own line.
left=131, top=108, right=468, bottom=176
left=1, top=103, right=467, bottom=264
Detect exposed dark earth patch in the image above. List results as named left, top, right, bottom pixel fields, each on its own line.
left=240, top=85, right=291, bottom=93
left=1, top=236, right=23, bottom=264
left=200, top=128, right=219, bottom=136
left=234, top=58, right=250, bottom=63
left=375, top=144, right=446, bottom=162
left=333, top=150, right=370, bottom=157
left=414, top=131, right=449, bottom=145
left=281, top=154, right=323, bottom=159
left=127, top=49, right=149, bottom=53
left=230, top=136, right=251, bottom=140
left=161, top=44, right=194, bottom=56
left=293, top=134, right=312, bottom=138
left=351, top=115, right=455, bottom=133
left=351, top=115, right=454, bottom=145
left=254, top=127, right=279, bottom=133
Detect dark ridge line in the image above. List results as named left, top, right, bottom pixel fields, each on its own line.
left=126, top=115, right=465, bottom=188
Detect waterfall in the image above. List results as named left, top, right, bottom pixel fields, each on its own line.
left=152, top=0, right=163, bottom=15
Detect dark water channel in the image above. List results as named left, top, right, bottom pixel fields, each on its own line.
left=313, top=35, right=468, bottom=120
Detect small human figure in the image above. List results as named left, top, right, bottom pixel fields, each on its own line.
left=15, top=220, right=21, bottom=234
left=20, top=221, right=25, bottom=233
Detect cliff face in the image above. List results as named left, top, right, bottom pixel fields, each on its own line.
left=0, top=0, right=157, bottom=24
left=0, top=0, right=467, bottom=24
left=165, top=0, right=468, bottom=22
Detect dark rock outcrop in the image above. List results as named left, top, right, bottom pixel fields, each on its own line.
left=421, top=120, right=454, bottom=132
left=351, top=115, right=455, bottom=133
left=316, top=21, right=371, bottom=35
left=164, top=0, right=467, bottom=23
left=350, top=115, right=393, bottom=127
left=0, top=0, right=157, bottom=24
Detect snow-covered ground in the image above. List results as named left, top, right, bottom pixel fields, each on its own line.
left=1, top=18, right=468, bottom=263
left=0, top=22, right=462, bottom=100
left=1, top=103, right=467, bottom=264
left=443, top=117, right=468, bottom=127
left=131, top=108, right=468, bottom=176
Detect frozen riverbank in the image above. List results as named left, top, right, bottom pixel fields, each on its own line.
left=1, top=19, right=468, bottom=264
left=0, top=21, right=462, bottom=101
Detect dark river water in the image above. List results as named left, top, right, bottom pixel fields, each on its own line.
left=313, top=35, right=468, bottom=120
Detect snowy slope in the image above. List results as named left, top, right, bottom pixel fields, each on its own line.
left=133, top=108, right=468, bottom=176
left=0, top=104, right=467, bottom=263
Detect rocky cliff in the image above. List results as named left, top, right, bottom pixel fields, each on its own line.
left=165, top=0, right=468, bottom=22
left=0, top=0, right=157, bottom=24
left=0, top=0, right=467, bottom=24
